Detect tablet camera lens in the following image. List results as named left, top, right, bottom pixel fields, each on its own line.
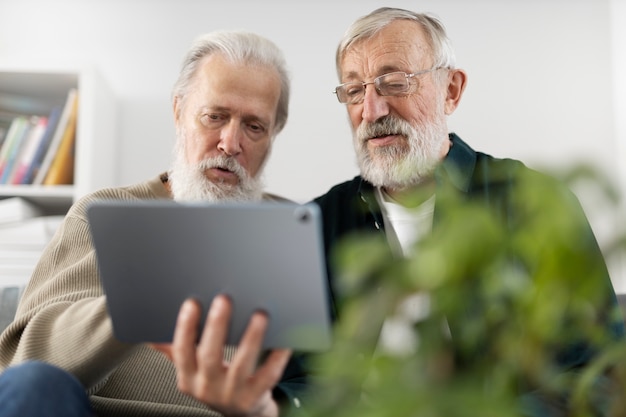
left=294, top=207, right=311, bottom=223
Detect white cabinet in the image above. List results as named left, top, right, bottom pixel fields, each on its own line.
left=0, top=68, right=116, bottom=214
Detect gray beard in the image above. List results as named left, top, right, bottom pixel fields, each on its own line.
left=168, top=131, right=265, bottom=203
left=354, top=115, right=448, bottom=191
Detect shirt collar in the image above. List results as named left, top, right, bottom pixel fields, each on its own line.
left=435, top=132, right=477, bottom=193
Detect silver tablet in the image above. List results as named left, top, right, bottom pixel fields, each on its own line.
left=87, top=200, right=332, bottom=352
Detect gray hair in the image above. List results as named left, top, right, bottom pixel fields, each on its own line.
left=336, top=7, right=456, bottom=77
left=172, top=30, right=290, bottom=134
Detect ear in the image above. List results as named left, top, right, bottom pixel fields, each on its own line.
left=173, top=95, right=182, bottom=125
left=444, top=69, right=467, bottom=115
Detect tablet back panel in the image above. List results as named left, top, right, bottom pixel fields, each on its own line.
left=87, top=200, right=332, bottom=351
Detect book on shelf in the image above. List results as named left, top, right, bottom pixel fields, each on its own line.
left=0, top=197, right=43, bottom=225
left=0, top=111, right=19, bottom=148
left=33, top=88, right=78, bottom=185
left=0, top=116, right=30, bottom=182
left=42, top=96, right=78, bottom=185
left=0, top=120, right=10, bottom=148
left=20, top=106, right=62, bottom=185
left=0, top=265, right=38, bottom=287
left=0, top=214, right=63, bottom=246
left=7, top=116, right=48, bottom=185
left=0, top=213, right=63, bottom=288
left=0, top=247, right=46, bottom=264
left=0, top=116, right=39, bottom=183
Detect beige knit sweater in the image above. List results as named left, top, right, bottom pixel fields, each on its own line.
left=0, top=174, right=281, bottom=417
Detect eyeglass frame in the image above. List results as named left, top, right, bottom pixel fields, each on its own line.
left=333, top=67, right=444, bottom=104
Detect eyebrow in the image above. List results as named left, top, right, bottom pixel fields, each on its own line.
left=202, top=105, right=272, bottom=128
left=342, top=65, right=406, bottom=82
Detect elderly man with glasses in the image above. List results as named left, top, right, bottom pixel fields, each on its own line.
left=313, top=7, right=624, bottom=417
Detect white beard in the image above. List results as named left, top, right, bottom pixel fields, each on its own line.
left=168, top=128, right=265, bottom=203
left=354, top=113, right=449, bottom=191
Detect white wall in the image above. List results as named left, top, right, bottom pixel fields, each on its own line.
left=612, top=0, right=626, bottom=195
left=1, top=0, right=624, bottom=289
left=610, top=0, right=626, bottom=294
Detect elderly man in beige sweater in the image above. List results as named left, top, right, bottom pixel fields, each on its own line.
left=0, top=30, right=307, bottom=417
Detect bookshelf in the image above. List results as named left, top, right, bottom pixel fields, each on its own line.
left=0, top=68, right=116, bottom=214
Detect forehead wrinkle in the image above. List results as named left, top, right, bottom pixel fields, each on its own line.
left=342, top=47, right=412, bottom=82
left=341, top=21, right=434, bottom=80
left=191, top=54, right=279, bottom=127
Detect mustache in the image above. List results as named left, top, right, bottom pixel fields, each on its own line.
left=196, top=155, right=247, bottom=179
left=356, top=116, right=412, bottom=142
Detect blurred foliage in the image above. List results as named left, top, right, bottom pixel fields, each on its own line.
left=297, top=164, right=626, bottom=417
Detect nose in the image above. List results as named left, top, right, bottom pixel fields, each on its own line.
left=361, top=83, right=390, bottom=123
left=218, top=120, right=243, bottom=156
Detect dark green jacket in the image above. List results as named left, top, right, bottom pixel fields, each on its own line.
left=313, top=133, right=624, bottom=416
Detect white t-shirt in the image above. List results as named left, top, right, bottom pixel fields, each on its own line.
left=374, top=188, right=438, bottom=356
left=375, top=188, right=435, bottom=257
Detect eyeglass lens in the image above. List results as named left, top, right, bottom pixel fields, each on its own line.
left=335, top=72, right=411, bottom=104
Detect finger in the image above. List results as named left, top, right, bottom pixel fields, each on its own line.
left=172, top=299, right=202, bottom=382
left=253, top=348, right=292, bottom=390
left=196, top=295, right=232, bottom=371
left=230, top=311, right=270, bottom=377
left=237, top=348, right=292, bottom=405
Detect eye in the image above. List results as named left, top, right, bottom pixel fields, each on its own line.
left=199, top=113, right=224, bottom=126
left=380, top=80, right=408, bottom=94
left=248, top=122, right=264, bottom=133
left=386, top=84, right=407, bottom=93
left=344, top=84, right=364, bottom=97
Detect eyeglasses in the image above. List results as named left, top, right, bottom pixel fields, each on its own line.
left=333, top=67, right=442, bottom=104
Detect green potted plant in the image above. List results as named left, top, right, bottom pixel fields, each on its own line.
left=298, top=164, right=626, bottom=417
